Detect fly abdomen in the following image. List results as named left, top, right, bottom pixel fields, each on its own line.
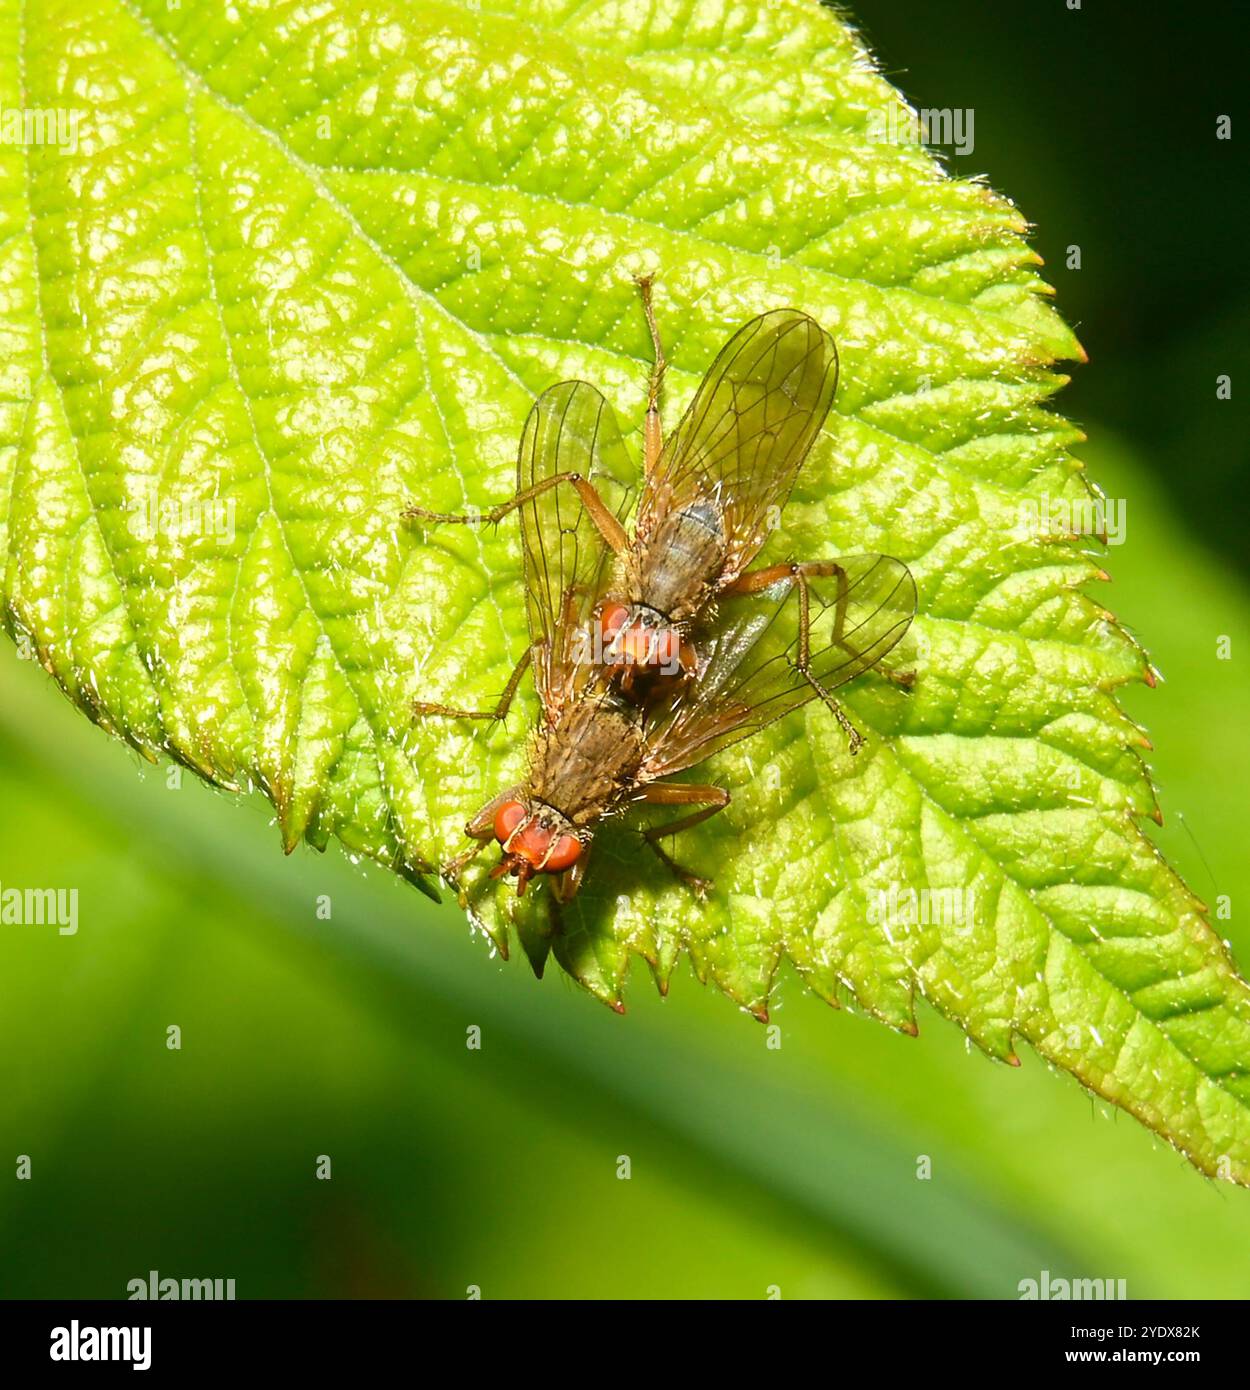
left=643, top=498, right=728, bottom=618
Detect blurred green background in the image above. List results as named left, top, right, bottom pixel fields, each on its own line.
left=1, top=5, right=1248, bottom=1299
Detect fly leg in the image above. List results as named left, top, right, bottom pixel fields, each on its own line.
left=820, top=562, right=916, bottom=690
left=444, top=836, right=488, bottom=885
left=552, top=843, right=592, bottom=904
left=729, top=560, right=915, bottom=687
left=404, top=472, right=628, bottom=555
left=413, top=642, right=536, bottom=723
left=443, top=785, right=524, bottom=887
left=639, top=781, right=730, bottom=900
left=635, top=274, right=668, bottom=476
left=723, top=561, right=866, bottom=754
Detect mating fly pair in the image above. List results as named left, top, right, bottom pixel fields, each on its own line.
left=405, top=281, right=917, bottom=903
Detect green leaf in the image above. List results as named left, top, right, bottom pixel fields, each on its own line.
left=2, top=0, right=1248, bottom=1182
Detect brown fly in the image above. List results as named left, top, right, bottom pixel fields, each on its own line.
left=595, top=279, right=848, bottom=717
left=406, top=340, right=917, bottom=902
left=406, top=280, right=900, bottom=752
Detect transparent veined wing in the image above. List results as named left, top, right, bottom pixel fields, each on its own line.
left=638, top=310, right=839, bottom=578
left=517, top=381, right=636, bottom=710
left=643, top=555, right=917, bottom=777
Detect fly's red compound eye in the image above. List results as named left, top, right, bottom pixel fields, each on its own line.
left=616, top=623, right=682, bottom=670
left=599, top=602, right=629, bottom=645
left=496, top=809, right=580, bottom=873
left=544, top=833, right=582, bottom=872
left=653, top=628, right=681, bottom=670
left=493, top=799, right=527, bottom=844
left=616, top=624, right=655, bottom=665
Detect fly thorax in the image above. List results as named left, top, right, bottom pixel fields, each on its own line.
left=531, top=704, right=646, bottom=822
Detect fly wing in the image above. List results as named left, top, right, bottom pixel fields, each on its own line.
left=517, top=381, right=635, bottom=710
left=644, top=555, right=916, bottom=777
left=639, top=310, right=838, bottom=577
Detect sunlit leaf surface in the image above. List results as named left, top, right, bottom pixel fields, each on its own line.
left=2, top=0, right=1247, bottom=1180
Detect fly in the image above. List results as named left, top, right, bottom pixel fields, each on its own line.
left=404, top=319, right=918, bottom=902
left=406, top=279, right=902, bottom=752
